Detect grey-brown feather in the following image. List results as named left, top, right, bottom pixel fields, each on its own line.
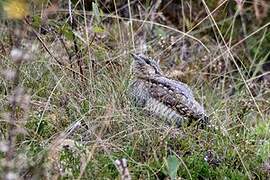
left=129, top=53, right=208, bottom=126
left=129, top=79, right=186, bottom=125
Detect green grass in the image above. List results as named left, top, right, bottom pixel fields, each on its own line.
left=1, top=1, right=270, bottom=179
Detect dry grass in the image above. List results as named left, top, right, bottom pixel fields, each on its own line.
left=0, top=0, right=270, bottom=179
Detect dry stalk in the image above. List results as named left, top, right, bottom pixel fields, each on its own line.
left=2, top=24, right=31, bottom=180
left=115, top=158, right=132, bottom=180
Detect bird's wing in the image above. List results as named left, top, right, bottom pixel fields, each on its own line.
left=153, top=76, right=195, bottom=100
left=146, top=76, right=206, bottom=119
left=169, top=79, right=195, bottom=100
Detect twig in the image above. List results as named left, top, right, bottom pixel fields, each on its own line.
left=150, top=0, right=162, bottom=30
left=69, top=6, right=85, bottom=83
left=24, top=17, right=90, bottom=81
left=58, top=34, right=76, bottom=79
left=24, top=18, right=63, bottom=66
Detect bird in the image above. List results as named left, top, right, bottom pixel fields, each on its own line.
left=128, top=53, right=208, bottom=127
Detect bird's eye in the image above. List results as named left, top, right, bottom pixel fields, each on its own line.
left=144, top=58, right=151, bottom=65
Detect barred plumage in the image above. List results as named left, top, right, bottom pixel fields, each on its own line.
left=129, top=53, right=208, bottom=127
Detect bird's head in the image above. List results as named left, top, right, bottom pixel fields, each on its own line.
left=130, top=53, right=162, bottom=78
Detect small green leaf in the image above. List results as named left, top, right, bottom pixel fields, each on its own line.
left=32, top=15, right=41, bottom=29
left=154, top=27, right=166, bottom=38
left=93, top=26, right=104, bottom=33
left=61, top=24, right=74, bottom=41
left=166, top=155, right=180, bottom=180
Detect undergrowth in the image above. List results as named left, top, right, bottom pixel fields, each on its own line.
left=0, top=0, right=270, bottom=179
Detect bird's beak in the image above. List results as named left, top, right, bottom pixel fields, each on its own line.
left=131, top=53, right=143, bottom=62
left=131, top=53, right=138, bottom=59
